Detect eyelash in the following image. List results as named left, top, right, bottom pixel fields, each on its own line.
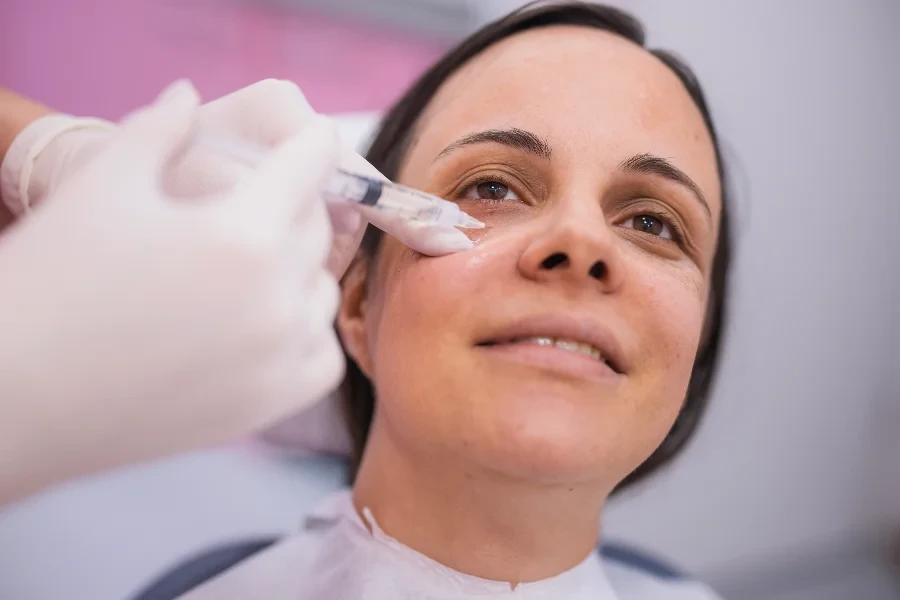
left=621, top=206, right=687, bottom=246
left=456, top=174, right=687, bottom=246
left=457, top=172, right=522, bottom=204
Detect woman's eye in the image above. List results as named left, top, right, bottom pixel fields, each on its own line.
left=623, top=214, right=673, bottom=240
left=463, top=180, right=520, bottom=202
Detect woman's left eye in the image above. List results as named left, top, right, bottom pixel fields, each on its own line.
left=463, top=180, right=520, bottom=202
left=622, top=214, right=674, bottom=240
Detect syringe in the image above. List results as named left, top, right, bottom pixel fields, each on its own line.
left=196, top=130, right=484, bottom=230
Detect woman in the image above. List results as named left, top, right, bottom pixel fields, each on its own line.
left=178, top=2, right=731, bottom=598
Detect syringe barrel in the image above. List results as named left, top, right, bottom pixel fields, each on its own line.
left=196, top=130, right=479, bottom=228
left=322, top=170, right=461, bottom=227
left=321, top=170, right=383, bottom=206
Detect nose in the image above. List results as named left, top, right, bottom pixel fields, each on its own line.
left=518, top=212, right=624, bottom=292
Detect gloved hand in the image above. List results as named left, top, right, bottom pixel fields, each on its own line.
left=0, top=80, right=473, bottom=281
left=0, top=82, right=345, bottom=503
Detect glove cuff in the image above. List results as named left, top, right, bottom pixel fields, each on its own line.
left=0, top=115, right=116, bottom=215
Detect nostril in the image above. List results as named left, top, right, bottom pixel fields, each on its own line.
left=588, top=261, right=606, bottom=280
left=541, top=253, right=568, bottom=270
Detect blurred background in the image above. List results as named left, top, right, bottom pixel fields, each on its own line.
left=2, top=0, right=899, bottom=599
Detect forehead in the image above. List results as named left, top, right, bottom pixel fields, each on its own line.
left=408, top=25, right=721, bottom=211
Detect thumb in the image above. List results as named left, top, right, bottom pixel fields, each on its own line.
left=106, top=80, right=201, bottom=176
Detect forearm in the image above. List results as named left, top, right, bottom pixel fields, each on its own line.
left=0, top=89, right=54, bottom=230
left=0, top=89, right=53, bottom=161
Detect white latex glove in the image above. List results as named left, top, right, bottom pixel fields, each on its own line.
left=0, top=82, right=345, bottom=504
left=0, top=80, right=474, bottom=281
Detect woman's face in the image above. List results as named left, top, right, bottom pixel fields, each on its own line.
left=339, top=26, right=722, bottom=490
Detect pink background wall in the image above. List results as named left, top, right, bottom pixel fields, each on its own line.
left=1, top=0, right=447, bottom=119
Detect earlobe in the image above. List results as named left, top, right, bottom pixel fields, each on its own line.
left=336, top=257, right=375, bottom=378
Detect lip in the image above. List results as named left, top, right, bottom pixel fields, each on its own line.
left=475, top=313, right=627, bottom=378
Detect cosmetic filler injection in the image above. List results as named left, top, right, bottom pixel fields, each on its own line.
left=197, top=130, right=484, bottom=230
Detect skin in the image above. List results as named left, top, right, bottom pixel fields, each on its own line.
left=338, top=26, right=722, bottom=585
left=0, top=89, right=52, bottom=231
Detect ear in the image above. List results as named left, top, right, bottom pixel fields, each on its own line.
left=337, top=256, right=375, bottom=379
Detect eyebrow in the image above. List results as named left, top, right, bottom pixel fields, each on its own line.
left=435, top=128, right=552, bottom=161
left=618, top=153, right=711, bottom=217
left=434, top=128, right=709, bottom=216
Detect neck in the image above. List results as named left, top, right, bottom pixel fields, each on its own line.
left=352, top=421, right=607, bottom=585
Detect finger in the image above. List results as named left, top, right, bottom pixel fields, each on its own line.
left=339, top=147, right=387, bottom=182
left=228, top=114, right=340, bottom=231
left=107, top=80, right=201, bottom=176
left=365, top=209, right=473, bottom=255
left=401, top=224, right=474, bottom=255
left=197, top=79, right=316, bottom=147
left=322, top=150, right=382, bottom=278
left=327, top=221, right=368, bottom=280
left=412, top=226, right=474, bottom=256
left=327, top=203, right=362, bottom=235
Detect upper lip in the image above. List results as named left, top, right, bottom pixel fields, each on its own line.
left=476, top=313, right=627, bottom=374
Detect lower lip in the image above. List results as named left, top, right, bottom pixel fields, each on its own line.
left=475, top=341, right=621, bottom=383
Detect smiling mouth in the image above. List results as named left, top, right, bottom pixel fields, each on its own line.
left=477, top=336, right=621, bottom=375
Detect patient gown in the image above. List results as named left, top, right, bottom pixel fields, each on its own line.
left=175, top=490, right=722, bottom=600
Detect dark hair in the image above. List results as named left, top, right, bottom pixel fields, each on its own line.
left=340, top=1, right=732, bottom=492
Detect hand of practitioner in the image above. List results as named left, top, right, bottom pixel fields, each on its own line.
left=0, top=82, right=347, bottom=504
left=1, top=80, right=474, bottom=281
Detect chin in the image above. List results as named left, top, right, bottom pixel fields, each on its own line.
left=480, top=434, right=611, bottom=485
left=471, top=389, right=623, bottom=484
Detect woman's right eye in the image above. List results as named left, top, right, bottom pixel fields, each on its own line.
left=463, top=180, right=520, bottom=202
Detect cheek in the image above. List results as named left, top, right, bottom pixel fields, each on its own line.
left=641, top=270, right=706, bottom=363
left=363, top=242, right=507, bottom=445
left=374, top=247, right=488, bottom=332
left=373, top=235, right=513, bottom=320
left=626, top=261, right=707, bottom=424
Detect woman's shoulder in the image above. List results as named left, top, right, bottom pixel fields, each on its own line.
left=600, top=543, right=723, bottom=600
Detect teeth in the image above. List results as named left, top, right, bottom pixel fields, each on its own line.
left=520, top=337, right=604, bottom=361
